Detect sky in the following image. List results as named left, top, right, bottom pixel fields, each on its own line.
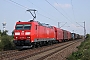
left=0, top=0, right=90, bottom=35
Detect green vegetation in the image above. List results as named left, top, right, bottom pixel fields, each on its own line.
left=0, top=30, right=15, bottom=51
left=67, top=34, right=90, bottom=60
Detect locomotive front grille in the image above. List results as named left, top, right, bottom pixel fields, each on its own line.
left=17, top=40, right=25, bottom=45
left=13, top=40, right=31, bottom=46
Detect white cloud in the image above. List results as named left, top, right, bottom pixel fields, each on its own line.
left=54, top=3, right=71, bottom=8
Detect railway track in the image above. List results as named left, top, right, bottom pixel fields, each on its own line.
left=24, top=40, right=82, bottom=60
left=0, top=39, right=82, bottom=60
left=0, top=50, right=19, bottom=59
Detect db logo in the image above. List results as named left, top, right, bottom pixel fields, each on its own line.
left=21, top=31, right=24, bottom=35
left=21, top=32, right=24, bottom=35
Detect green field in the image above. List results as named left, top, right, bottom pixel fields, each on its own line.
left=67, top=34, right=90, bottom=60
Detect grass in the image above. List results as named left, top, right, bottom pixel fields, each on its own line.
left=67, top=34, right=90, bottom=60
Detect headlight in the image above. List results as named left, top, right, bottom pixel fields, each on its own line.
left=25, top=32, right=30, bottom=35
left=15, top=32, right=20, bottom=35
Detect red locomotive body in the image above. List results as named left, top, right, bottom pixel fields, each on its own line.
left=14, top=21, right=37, bottom=46
left=13, top=21, right=56, bottom=48
left=36, top=23, right=56, bottom=42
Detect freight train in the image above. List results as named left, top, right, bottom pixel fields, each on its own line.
left=13, top=20, right=82, bottom=49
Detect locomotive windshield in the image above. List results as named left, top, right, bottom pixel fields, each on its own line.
left=16, top=24, right=31, bottom=30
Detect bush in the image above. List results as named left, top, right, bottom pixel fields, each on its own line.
left=86, top=34, right=90, bottom=39
left=0, top=42, right=3, bottom=51
left=0, top=35, right=15, bottom=51
left=67, top=34, right=90, bottom=60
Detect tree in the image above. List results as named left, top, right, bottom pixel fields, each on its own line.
left=0, top=30, right=1, bottom=34
left=86, top=34, right=90, bottom=39
left=1, top=30, right=8, bottom=36
left=12, top=30, right=14, bottom=37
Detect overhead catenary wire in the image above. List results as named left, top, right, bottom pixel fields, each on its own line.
left=53, top=0, right=72, bottom=20
left=27, top=0, right=58, bottom=22
left=27, top=0, right=78, bottom=28
left=8, top=0, right=55, bottom=22
left=60, top=22, right=67, bottom=28
left=27, top=0, right=46, bottom=12
left=9, top=0, right=29, bottom=9
left=45, top=0, right=79, bottom=29
left=76, top=22, right=84, bottom=28
left=37, top=12, right=52, bottom=20
left=4, top=0, right=82, bottom=34
left=45, top=0, right=70, bottom=21
left=70, top=0, right=79, bottom=28
left=53, top=0, right=78, bottom=29
left=71, top=0, right=76, bottom=20
left=8, top=0, right=77, bottom=28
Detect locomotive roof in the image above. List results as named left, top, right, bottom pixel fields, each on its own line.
left=16, top=20, right=53, bottom=28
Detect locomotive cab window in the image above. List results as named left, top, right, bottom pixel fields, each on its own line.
left=16, top=25, right=23, bottom=30
left=16, top=24, right=31, bottom=30
left=24, top=24, right=31, bottom=30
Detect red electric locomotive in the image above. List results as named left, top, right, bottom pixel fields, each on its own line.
left=13, top=20, right=56, bottom=48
